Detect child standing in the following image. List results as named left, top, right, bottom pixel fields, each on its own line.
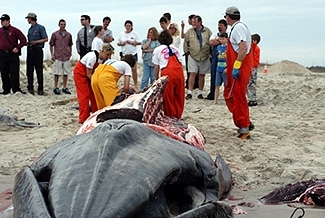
left=247, top=33, right=261, bottom=107
left=214, top=32, right=228, bottom=104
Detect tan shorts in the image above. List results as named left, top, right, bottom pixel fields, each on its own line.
left=53, top=60, right=71, bottom=76
left=187, top=55, right=211, bottom=74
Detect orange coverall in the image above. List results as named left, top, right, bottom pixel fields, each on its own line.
left=160, top=55, right=185, bottom=119
left=224, top=39, right=253, bottom=128
left=73, top=61, right=98, bottom=123
left=91, top=64, right=122, bottom=110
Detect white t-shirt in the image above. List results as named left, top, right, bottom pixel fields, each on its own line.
left=229, top=21, right=251, bottom=54
left=118, top=31, right=141, bottom=55
left=80, top=51, right=98, bottom=69
left=172, top=35, right=181, bottom=48
left=152, top=45, right=182, bottom=69
left=104, top=59, right=132, bottom=76
left=91, top=37, right=103, bottom=52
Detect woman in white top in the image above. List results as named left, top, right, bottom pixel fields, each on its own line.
left=91, top=25, right=105, bottom=52
left=152, top=30, right=185, bottom=119
left=169, top=23, right=181, bottom=48
left=117, top=20, right=141, bottom=88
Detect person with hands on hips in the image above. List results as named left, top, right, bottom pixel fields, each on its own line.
left=223, top=6, right=254, bottom=140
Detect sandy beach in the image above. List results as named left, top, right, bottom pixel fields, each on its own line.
left=1, top=60, right=325, bottom=217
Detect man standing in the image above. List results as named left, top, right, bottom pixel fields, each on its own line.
left=102, top=16, right=114, bottom=43
left=181, top=14, right=199, bottom=90
left=49, top=19, right=73, bottom=95
left=25, top=12, right=48, bottom=96
left=76, top=15, right=94, bottom=59
left=0, top=14, right=27, bottom=95
left=163, top=12, right=171, bottom=28
left=159, top=16, right=168, bottom=31
left=184, top=15, right=212, bottom=99
left=206, top=19, right=228, bottom=100
left=223, top=6, right=254, bottom=139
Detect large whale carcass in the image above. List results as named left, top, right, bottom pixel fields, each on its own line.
left=12, top=77, right=233, bottom=217
left=13, top=119, right=233, bottom=217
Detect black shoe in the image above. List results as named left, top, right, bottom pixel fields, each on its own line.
left=248, top=101, right=258, bottom=107
left=186, top=94, right=192, bottom=100
left=205, top=96, right=214, bottom=100
left=197, top=94, right=204, bottom=99
left=0, top=91, right=10, bottom=95
left=37, top=90, right=47, bottom=96
left=62, top=88, right=71, bottom=94
left=249, top=122, right=255, bottom=131
left=28, top=89, right=35, bottom=95
left=53, top=87, right=61, bottom=95
left=14, top=89, right=26, bottom=94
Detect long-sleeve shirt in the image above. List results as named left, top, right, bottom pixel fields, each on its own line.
left=253, top=44, right=260, bottom=67
left=0, top=25, right=27, bottom=50
left=76, top=25, right=95, bottom=52
left=183, top=25, right=212, bottom=61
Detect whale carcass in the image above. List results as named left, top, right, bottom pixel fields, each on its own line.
left=77, top=76, right=205, bottom=150
left=13, top=119, right=233, bottom=217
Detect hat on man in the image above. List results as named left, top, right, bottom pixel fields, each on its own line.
left=225, top=6, right=240, bottom=16
left=25, top=12, right=37, bottom=19
left=0, top=14, right=10, bottom=21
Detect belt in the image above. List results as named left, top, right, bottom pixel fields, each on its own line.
left=27, top=47, right=42, bottom=51
left=0, top=49, right=10, bottom=53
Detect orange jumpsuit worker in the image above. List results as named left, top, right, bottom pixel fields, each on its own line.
left=152, top=30, right=185, bottom=119
left=223, top=6, right=254, bottom=139
left=91, top=54, right=136, bottom=110
left=73, top=44, right=113, bottom=123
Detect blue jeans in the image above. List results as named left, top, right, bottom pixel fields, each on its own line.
left=140, top=63, right=155, bottom=91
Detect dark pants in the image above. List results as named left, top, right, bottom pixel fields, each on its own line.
left=206, top=46, right=218, bottom=99
left=26, top=46, right=44, bottom=91
left=0, top=51, right=21, bottom=93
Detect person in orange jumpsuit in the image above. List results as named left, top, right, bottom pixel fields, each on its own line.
left=223, top=6, right=254, bottom=139
left=152, top=30, right=185, bottom=119
left=73, top=44, right=113, bottom=123
left=91, top=54, right=136, bottom=110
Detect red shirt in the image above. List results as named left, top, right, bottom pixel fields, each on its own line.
left=253, top=44, right=260, bottom=67
left=0, top=25, right=27, bottom=50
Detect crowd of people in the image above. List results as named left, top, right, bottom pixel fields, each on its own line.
left=0, top=6, right=261, bottom=139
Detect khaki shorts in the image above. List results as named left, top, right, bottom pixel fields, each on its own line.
left=187, top=55, right=211, bottom=74
left=53, top=60, right=71, bottom=76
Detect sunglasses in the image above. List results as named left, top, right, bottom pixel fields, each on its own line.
left=80, top=18, right=85, bottom=21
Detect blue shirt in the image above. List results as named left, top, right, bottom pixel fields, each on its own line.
left=141, top=39, right=160, bottom=67
left=216, top=44, right=227, bottom=72
left=27, top=23, right=48, bottom=48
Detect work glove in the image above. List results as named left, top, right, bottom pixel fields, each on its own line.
left=232, top=60, right=242, bottom=79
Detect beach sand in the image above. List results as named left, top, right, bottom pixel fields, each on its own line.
left=0, top=60, right=325, bottom=217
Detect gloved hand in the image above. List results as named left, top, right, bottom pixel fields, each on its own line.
left=232, top=60, right=242, bottom=79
